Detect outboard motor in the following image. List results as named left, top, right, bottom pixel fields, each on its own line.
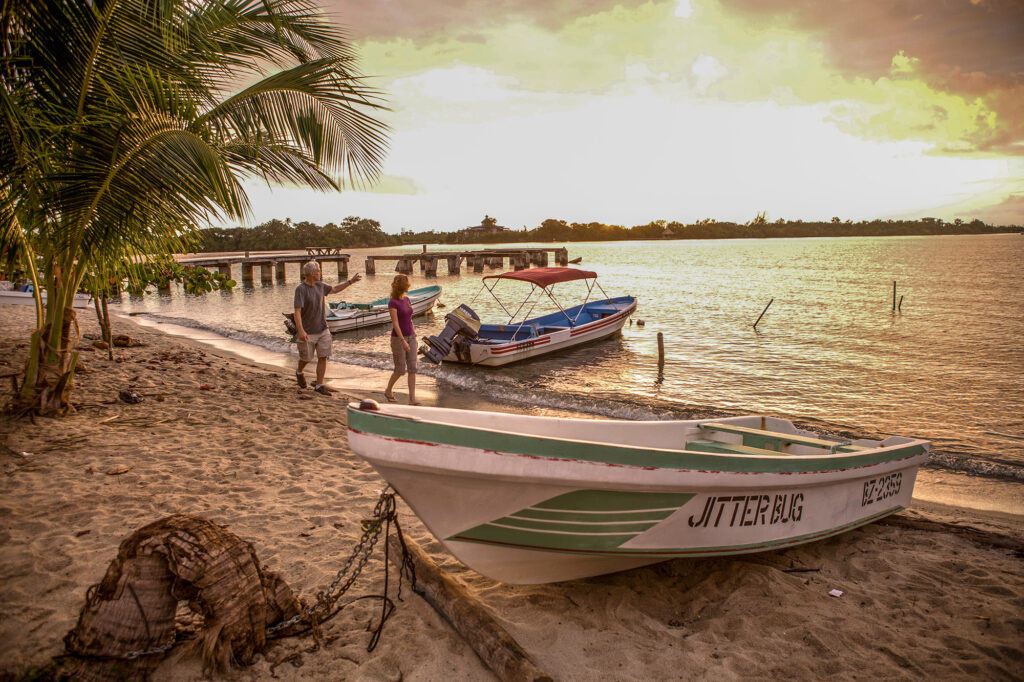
left=421, top=304, right=481, bottom=364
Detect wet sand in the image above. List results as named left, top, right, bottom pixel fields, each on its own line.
left=1, top=305, right=1021, bottom=680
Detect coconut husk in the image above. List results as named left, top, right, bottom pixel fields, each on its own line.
left=62, top=514, right=300, bottom=681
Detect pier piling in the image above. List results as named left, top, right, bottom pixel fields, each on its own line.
left=893, top=281, right=897, bottom=311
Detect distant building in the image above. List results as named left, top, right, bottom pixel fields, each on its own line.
left=465, top=215, right=510, bottom=234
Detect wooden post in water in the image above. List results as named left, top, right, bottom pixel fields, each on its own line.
left=753, top=298, right=773, bottom=329
left=892, top=281, right=896, bottom=311
left=898, top=295, right=904, bottom=311
left=657, top=332, right=665, bottom=374
left=274, top=261, right=286, bottom=282
left=241, top=263, right=254, bottom=283
left=364, top=257, right=375, bottom=275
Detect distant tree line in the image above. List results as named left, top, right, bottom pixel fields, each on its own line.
left=199, top=216, right=401, bottom=252
left=197, top=215, right=1018, bottom=252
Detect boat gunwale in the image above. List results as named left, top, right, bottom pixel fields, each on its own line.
left=346, top=406, right=930, bottom=476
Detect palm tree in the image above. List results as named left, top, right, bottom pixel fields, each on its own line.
left=1, top=0, right=389, bottom=415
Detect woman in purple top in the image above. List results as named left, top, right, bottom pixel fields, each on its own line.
left=385, top=274, right=420, bottom=404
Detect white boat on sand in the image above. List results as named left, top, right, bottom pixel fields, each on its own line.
left=347, top=402, right=929, bottom=584
left=0, top=288, right=93, bottom=309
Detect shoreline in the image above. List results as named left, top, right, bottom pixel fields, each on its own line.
left=1, top=306, right=1022, bottom=680
left=130, top=313, right=1024, bottom=517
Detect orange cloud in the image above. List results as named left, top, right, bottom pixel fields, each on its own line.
left=719, top=0, right=1024, bottom=153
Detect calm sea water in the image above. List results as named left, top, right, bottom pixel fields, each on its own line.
left=115, top=234, right=1024, bottom=479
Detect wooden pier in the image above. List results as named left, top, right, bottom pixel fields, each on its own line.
left=364, top=247, right=568, bottom=276
left=177, top=248, right=349, bottom=284
left=177, top=246, right=568, bottom=283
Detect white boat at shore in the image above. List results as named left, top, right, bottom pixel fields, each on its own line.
left=347, top=402, right=930, bottom=584
left=421, top=268, right=636, bottom=366
left=0, top=289, right=93, bottom=309
left=283, top=285, right=442, bottom=334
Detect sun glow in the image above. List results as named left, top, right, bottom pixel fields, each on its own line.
left=238, top=0, right=1023, bottom=229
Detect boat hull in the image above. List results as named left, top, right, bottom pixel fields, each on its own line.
left=346, top=404, right=929, bottom=584
left=325, top=286, right=441, bottom=332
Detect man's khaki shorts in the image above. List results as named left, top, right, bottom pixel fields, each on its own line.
left=299, top=328, right=332, bottom=362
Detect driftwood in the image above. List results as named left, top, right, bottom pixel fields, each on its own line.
left=388, top=534, right=552, bottom=682
left=63, top=515, right=300, bottom=681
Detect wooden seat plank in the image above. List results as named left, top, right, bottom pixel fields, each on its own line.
left=699, top=422, right=866, bottom=451
left=684, top=440, right=799, bottom=457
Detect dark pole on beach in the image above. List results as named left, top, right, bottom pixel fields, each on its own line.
left=753, top=298, right=773, bottom=330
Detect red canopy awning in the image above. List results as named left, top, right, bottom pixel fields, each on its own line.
left=483, top=267, right=597, bottom=288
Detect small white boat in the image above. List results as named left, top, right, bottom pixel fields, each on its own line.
left=284, top=285, right=442, bottom=334
left=422, top=268, right=636, bottom=366
left=0, top=288, right=93, bottom=309
left=347, top=402, right=929, bottom=584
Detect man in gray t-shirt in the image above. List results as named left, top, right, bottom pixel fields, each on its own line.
left=293, top=260, right=362, bottom=395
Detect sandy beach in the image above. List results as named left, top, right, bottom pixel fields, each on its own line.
left=1, top=304, right=1022, bottom=681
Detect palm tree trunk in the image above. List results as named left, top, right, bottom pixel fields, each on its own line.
left=18, top=279, right=82, bottom=415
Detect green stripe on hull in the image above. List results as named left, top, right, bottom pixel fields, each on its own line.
left=450, top=490, right=692, bottom=549
left=457, top=524, right=639, bottom=551
left=348, top=408, right=926, bottom=474
left=497, top=516, right=659, bottom=533
left=514, top=508, right=675, bottom=522
left=450, top=506, right=904, bottom=558
left=533, top=490, right=695, bottom=511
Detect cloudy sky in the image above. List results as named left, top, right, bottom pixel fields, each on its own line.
left=242, top=0, right=1024, bottom=231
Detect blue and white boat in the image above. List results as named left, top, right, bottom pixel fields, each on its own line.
left=424, top=267, right=636, bottom=367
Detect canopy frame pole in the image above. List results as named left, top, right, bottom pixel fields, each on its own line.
left=540, top=284, right=576, bottom=326
left=476, top=279, right=518, bottom=320
left=562, top=279, right=597, bottom=325
left=506, top=285, right=540, bottom=329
